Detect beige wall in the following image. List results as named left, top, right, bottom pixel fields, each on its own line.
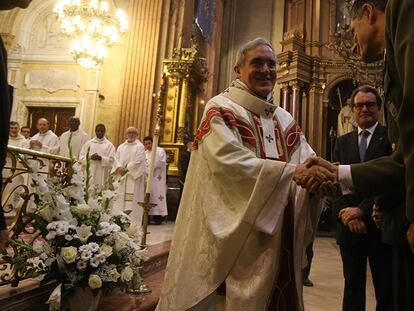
left=218, top=0, right=285, bottom=102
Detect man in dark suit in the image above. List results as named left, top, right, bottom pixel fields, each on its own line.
left=296, top=1, right=414, bottom=309
left=333, top=85, right=393, bottom=311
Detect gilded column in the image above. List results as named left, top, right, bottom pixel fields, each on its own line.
left=117, top=0, right=164, bottom=144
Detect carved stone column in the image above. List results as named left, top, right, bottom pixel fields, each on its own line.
left=117, top=0, right=165, bottom=143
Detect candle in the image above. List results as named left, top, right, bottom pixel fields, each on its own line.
left=145, top=127, right=159, bottom=194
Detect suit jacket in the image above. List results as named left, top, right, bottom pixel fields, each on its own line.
left=333, top=125, right=392, bottom=246
left=351, top=0, right=414, bottom=224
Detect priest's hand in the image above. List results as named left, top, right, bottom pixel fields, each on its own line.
left=407, top=223, right=414, bottom=253
left=339, top=207, right=363, bottom=226
left=347, top=219, right=367, bottom=234
left=90, top=153, right=102, bottom=161
left=115, top=167, right=126, bottom=175
left=304, top=157, right=340, bottom=196
left=294, top=161, right=337, bottom=195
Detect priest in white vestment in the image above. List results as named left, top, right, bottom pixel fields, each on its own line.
left=59, top=116, right=90, bottom=159
left=156, top=38, right=322, bottom=311
left=28, top=118, right=59, bottom=174
left=29, top=118, right=59, bottom=155
left=112, top=127, right=146, bottom=226
left=2, top=122, right=26, bottom=209
left=79, top=124, right=115, bottom=192
left=143, top=136, right=168, bottom=224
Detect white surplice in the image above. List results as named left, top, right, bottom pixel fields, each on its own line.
left=112, top=139, right=147, bottom=226
left=145, top=147, right=168, bottom=216
left=156, top=80, right=320, bottom=311
left=2, top=134, right=27, bottom=209
left=30, top=130, right=59, bottom=154
left=79, top=137, right=116, bottom=192
left=59, top=129, right=90, bottom=159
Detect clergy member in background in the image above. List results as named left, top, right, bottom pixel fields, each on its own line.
left=156, top=38, right=321, bottom=311
left=59, top=116, right=90, bottom=159
left=29, top=118, right=59, bottom=154
left=8, top=121, right=26, bottom=147
left=143, top=136, right=168, bottom=225
left=20, top=126, right=31, bottom=140
left=112, top=127, right=146, bottom=226
left=2, top=121, right=26, bottom=209
left=79, top=124, right=115, bottom=192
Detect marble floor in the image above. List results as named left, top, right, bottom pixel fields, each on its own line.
left=146, top=222, right=377, bottom=311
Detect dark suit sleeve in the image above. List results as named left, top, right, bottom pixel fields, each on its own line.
left=350, top=154, right=405, bottom=197
left=387, top=0, right=414, bottom=222
left=332, top=138, right=340, bottom=163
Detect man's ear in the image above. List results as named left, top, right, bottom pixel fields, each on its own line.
left=362, top=3, right=376, bottom=24
left=234, top=65, right=241, bottom=78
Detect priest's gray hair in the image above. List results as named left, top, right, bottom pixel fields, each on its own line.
left=235, top=37, right=276, bottom=67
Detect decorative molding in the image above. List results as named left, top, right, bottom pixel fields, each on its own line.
left=14, top=96, right=82, bottom=128
left=24, top=70, right=80, bottom=93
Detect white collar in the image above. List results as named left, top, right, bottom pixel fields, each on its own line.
left=358, top=122, right=378, bottom=135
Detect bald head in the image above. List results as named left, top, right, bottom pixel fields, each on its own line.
left=126, top=127, right=138, bottom=142
left=36, top=118, right=50, bottom=134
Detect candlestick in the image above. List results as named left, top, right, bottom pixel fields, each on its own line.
left=145, top=127, right=159, bottom=194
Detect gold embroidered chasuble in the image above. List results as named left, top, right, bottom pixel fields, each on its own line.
left=156, top=81, right=319, bottom=311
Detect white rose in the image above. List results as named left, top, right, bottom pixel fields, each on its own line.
left=74, top=224, right=92, bottom=244
left=60, top=246, right=77, bottom=264
left=108, top=267, right=121, bottom=282
left=39, top=206, right=54, bottom=222
left=120, top=266, right=134, bottom=282
left=100, top=244, right=113, bottom=258
left=126, top=224, right=138, bottom=238
left=72, top=203, right=92, bottom=216
left=88, top=274, right=102, bottom=289
left=114, top=232, right=130, bottom=251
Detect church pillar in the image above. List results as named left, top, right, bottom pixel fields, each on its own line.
left=307, top=82, right=324, bottom=154
left=281, top=84, right=290, bottom=111
left=82, top=69, right=101, bottom=135
left=117, top=0, right=165, bottom=144
left=291, top=81, right=301, bottom=121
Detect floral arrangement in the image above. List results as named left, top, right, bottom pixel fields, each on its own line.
left=2, top=158, right=146, bottom=310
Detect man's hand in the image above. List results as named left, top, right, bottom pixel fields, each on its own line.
left=115, top=167, right=126, bottom=175
left=407, top=223, right=414, bottom=253
left=339, top=207, right=364, bottom=226
left=294, top=157, right=339, bottom=195
left=372, top=204, right=383, bottom=229
left=0, top=230, right=8, bottom=253
left=90, top=153, right=102, bottom=161
left=347, top=219, right=367, bottom=234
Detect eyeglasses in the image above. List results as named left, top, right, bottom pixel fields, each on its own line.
left=353, top=102, right=378, bottom=111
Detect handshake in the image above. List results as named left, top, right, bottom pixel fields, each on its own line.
left=294, top=156, right=341, bottom=196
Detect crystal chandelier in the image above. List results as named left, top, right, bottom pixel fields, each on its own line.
left=54, top=0, right=128, bottom=69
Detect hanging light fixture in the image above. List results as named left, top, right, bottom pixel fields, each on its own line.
left=54, top=0, right=128, bottom=69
